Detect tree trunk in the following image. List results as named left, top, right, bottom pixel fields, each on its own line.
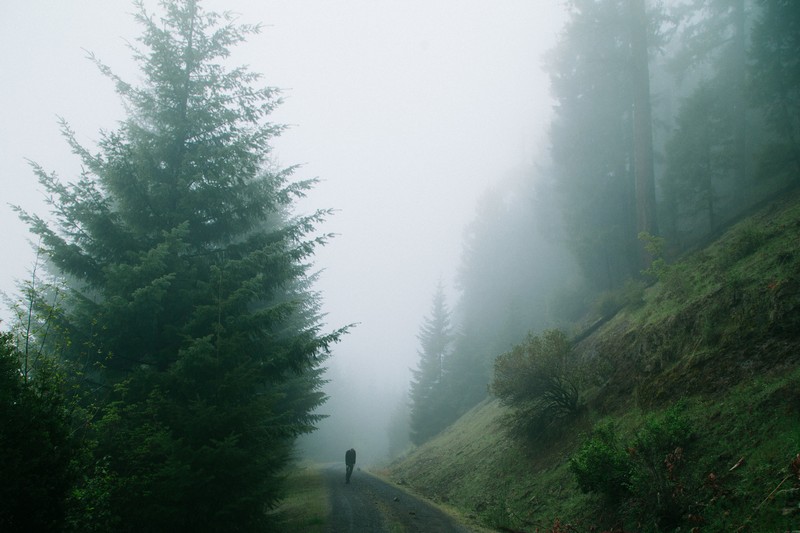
left=630, top=0, right=659, bottom=267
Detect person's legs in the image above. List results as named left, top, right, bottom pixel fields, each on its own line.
left=345, top=464, right=353, bottom=483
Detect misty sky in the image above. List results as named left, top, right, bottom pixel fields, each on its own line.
left=0, top=1, right=566, bottom=462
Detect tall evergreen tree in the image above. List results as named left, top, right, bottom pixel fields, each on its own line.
left=750, top=0, right=800, bottom=180
left=629, top=0, right=659, bottom=251
left=662, top=0, right=756, bottom=242
left=409, top=282, right=453, bottom=445
left=546, top=0, right=669, bottom=289
left=546, top=0, right=639, bottom=290
left=14, top=1, right=345, bottom=530
left=662, top=81, right=734, bottom=236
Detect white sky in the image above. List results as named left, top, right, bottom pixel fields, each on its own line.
left=0, top=0, right=566, bottom=460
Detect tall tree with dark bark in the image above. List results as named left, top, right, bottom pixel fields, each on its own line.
left=547, top=0, right=669, bottom=287
left=409, top=282, right=453, bottom=445
left=629, top=0, right=659, bottom=257
left=547, top=0, right=637, bottom=289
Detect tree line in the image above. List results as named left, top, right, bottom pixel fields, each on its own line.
left=409, top=0, right=799, bottom=448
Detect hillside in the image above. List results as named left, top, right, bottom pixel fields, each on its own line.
left=386, top=189, right=800, bottom=532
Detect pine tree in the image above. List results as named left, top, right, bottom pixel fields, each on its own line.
left=409, top=282, right=453, bottom=445
left=545, top=0, right=669, bottom=289
left=546, top=0, right=639, bottom=290
left=15, top=1, right=345, bottom=530
left=662, top=0, right=756, bottom=240
left=750, top=0, right=800, bottom=181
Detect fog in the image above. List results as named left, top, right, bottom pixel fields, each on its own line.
left=0, top=1, right=566, bottom=466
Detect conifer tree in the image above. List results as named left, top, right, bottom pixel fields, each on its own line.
left=545, top=0, right=669, bottom=289
left=750, top=0, right=800, bottom=180
left=409, top=282, right=453, bottom=445
left=662, top=0, right=755, bottom=239
left=15, top=1, right=345, bottom=530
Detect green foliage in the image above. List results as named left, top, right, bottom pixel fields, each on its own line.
left=12, top=1, right=345, bottom=530
left=546, top=0, right=669, bottom=290
left=0, top=333, right=75, bottom=532
left=626, top=405, right=694, bottom=530
left=749, top=0, right=800, bottom=180
left=571, top=406, right=695, bottom=530
left=491, top=329, right=583, bottom=439
left=391, top=192, right=800, bottom=532
left=569, top=422, right=632, bottom=504
left=444, top=180, right=578, bottom=420
left=65, top=457, right=120, bottom=533
left=716, top=219, right=767, bottom=268
left=639, top=231, right=667, bottom=281
left=409, top=282, right=454, bottom=445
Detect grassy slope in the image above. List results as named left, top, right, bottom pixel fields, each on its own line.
left=387, top=190, right=800, bottom=532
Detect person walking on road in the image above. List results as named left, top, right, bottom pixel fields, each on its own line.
left=345, top=448, right=356, bottom=484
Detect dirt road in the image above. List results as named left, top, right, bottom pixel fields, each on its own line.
left=323, top=464, right=480, bottom=532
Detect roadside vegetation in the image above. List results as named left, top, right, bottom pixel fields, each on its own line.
left=389, top=189, right=800, bottom=532
left=272, top=465, right=329, bottom=532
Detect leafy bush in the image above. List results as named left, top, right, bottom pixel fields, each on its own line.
left=639, top=231, right=668, bottom=282
left=570, top=406, right=695, bottom=529
left=569, top=422, right=632, bottom=504
left=491, top=329, right=583, bottom=439
left=627, top=405, right=694, bottom=529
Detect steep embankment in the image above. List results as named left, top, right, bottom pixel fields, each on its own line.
left=387, top=190, right=800, bottom=532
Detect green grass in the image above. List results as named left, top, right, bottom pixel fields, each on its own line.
left=387, top=188, right=800, bottom=532
left=272, top=464, right=329, bottom=532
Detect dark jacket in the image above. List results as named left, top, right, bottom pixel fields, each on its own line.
left=345, top=448, right=356, bottom=466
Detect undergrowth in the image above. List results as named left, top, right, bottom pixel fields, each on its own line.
left=388, top=191, right=800, bottom=532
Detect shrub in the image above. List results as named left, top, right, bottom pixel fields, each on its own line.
left=491, top=329, right=583, bottom=439
left=569, top=422, right=632, bottom=504
left=626, top=405, right=693, bottom=529
left=570, top=406, right=695, bottom=529
left=639, top=231, right=668, bottom=282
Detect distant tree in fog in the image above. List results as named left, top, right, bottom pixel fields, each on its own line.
left=546, top=0, right=670, bottom=287
left=630, top=0, right=659, bottom=259
left=749, top=0, right=800, bottom=181
left=662, top=0, right=755, bottom=242
left=662, top=82, right=735, bottom=234
left=409, top=281, right=453, bottom=445
left=387, top=395, right=411, bottom=457
left=14, top=1, right=345, bottom=529
left=441, top=173, right=578, bottom=421
left=546, top=0, right=641, bottom=290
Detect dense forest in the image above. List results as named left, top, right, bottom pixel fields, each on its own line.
left=1, top=0, right=798, bottom=530
left=408, top=0, right=799, bottom=449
